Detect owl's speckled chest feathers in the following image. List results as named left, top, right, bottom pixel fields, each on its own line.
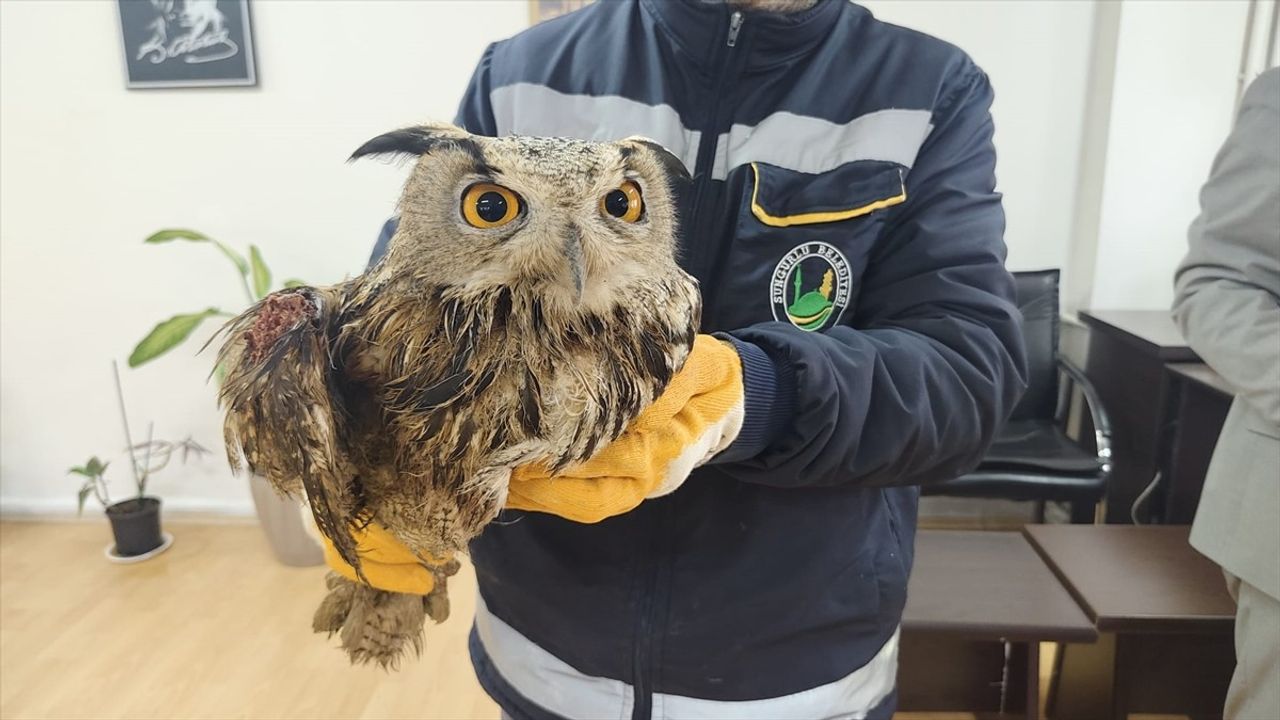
left=330, top=269, right=699, bottom=553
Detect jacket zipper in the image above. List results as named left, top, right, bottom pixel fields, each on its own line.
left=632, top=21, right=745, bottom=720
left=727, top=10, right=744, bottom=47
left=630, top=516, right=660, bottom=720
left=683, top=10, right=744, bottom=322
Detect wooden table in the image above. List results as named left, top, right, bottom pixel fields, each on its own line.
left=899, top=530, right=1097, bottom=719
left=1024, top=525, right=1236, bottom=720
left=1078, top=310, right=1200, bottom=523
left=1160, top=363, right=1235, bottom=523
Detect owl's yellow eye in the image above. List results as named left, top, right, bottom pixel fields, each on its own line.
left=601, top=181, right=643, bottom=223
left=462, top=183, right=521, bottom=229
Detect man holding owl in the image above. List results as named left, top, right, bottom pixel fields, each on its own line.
left=362, top=0, right=1027, bottom=717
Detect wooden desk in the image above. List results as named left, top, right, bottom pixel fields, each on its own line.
left=1079, top=310, right=1200, bottom=523
left=900, top=531, right=1096, bottom=719
left=1167, top=363, right=1235, bottom=398
left=1024, top=525, right=1235, bottom=720
left=1161, top=363, right=1235, bottom=523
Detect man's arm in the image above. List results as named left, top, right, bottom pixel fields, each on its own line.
left=718, top=66, right=1027, bottom=488
left=455, top=44, right=499, bottom=136
left=368, top=217, right=396, bottom=267
left=1173, top=68, right=1280, bottom=429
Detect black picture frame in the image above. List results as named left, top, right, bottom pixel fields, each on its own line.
left=116, top=0, right=256, bottom=89
left=529, top=0, right=594, bottom=25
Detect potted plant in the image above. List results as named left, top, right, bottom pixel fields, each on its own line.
left=128, top=229, right=306, bottom=368
left=70, top=363, right=209, bottom=559
left=127, top=229, right=323, bottom=566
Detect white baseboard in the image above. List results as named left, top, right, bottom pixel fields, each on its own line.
left=0, top=496, right=256, bottom=518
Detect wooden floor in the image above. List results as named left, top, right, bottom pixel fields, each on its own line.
left=0, top=520, right=1175, bottom=720
left=0, top=521, right=496, bottom=720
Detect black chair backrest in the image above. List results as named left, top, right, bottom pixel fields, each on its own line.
left=1009, top=269, right=1061, bottom=422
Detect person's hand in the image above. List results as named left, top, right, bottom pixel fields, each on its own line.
left=317, top=334, right=745, bottom=591
left=319, top=521, right=456, bottom=596
left=506, top=334, right=745, bottom=523
left=316, top=522, right=460, bottom=667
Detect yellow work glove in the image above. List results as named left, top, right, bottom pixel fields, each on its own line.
left=506, top=334, right=745, bottom=523
left=320, top=335, right=746, bottom=589
left=320, top=521, right=453, bottom=596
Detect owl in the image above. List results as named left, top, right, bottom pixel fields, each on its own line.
left=215, top=123, right=700, bottom=667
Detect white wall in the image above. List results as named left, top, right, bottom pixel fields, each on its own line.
left=865, top=1, right=1260, bottom=314
left=1087, top=0, right=1254, bottom=310
left=862, top=0, right=1096, bottom=279
left=0, top=0, right=528, bottom=514
left=0, top=0, right=1261, bottom=515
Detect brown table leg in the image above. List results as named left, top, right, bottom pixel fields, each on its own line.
left=1026, top=641, right=1041, bottom=720
left=898, top=635, right=1007, bottom=712
left=898, top=635, right=1035, bottom=716
left=1046, top=635, right=1117, bottom=720
left=1111, top=634, right=1132, bottom=720
left=1049, top=632, right=1233, bottom=720
left=1115, top=633, right=1233, bottom=719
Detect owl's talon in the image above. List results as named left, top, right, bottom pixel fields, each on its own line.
left=425, top=589, right=451, bottom=624
left=316, top=575, right=433, bottom=668
left=313, top=571, right=357, bottom=635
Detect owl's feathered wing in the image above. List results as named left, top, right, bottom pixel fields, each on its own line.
left=215, top=286, right=364, bottom=574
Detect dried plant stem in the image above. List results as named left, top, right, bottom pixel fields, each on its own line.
left=112, top=360, right=142, bottom=498
left=140, top=422, right=155, bottom=497
left=93, top=474, right=110, bottom=508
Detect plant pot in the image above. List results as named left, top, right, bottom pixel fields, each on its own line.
left=248, top=474, right=323, bottom=567
left=105, top=497, right=164, bottom=556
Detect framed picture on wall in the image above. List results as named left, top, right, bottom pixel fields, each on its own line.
left=116, top=0, right=256, bottom=88
left=528, top=0, right=594, bottom=25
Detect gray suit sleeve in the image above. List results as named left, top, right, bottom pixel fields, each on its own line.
left=1173, top=68, right=1280, bottom=429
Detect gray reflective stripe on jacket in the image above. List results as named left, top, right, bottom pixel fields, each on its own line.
left=475, top=598, right=900, bottom=720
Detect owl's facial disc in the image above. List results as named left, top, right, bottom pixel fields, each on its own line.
left=357, top=127, right=686, bottom=313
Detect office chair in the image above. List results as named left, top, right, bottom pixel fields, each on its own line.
left=923, top=269, right=1113, bottom=523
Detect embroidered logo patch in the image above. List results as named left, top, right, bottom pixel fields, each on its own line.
left=770, top=242, right=852, bottom=332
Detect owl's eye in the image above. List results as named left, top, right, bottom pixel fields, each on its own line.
left=462, top=183, right=522, bottom=229
left=601, top=181, right=643, bottom=223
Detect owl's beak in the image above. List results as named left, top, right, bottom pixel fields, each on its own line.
left=564, top=227, right=585, bottom=300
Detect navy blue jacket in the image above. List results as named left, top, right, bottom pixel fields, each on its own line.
left=371, top=2, right=1025, bottom=717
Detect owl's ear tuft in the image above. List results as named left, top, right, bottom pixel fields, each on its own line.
left=349, top=123, right=474, bottom=163
left=624, top=137, right=691, bottom=186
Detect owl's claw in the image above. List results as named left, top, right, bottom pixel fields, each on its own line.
left=425, top=587, right=451, bottom=624
left=312, top=572, right=454, bottom=669
left=313, top=571, right=357, bottom=635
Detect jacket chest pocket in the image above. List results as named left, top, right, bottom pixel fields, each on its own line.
left=716, top=160, right=906, bottom=333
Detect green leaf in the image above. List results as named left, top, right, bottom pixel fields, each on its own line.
left=144, top=228, right=211, bottom=244
left=144, top=228, right=249, bottom=277
left=128, top=308, right=221, bottom=367
left=86, top=457, right=108, bottom=476
left=68, top=465, right=92, bottom=478
left=77, top=485, right=94, bottom=516
left=249, top=245, right=272, bottom=299
left=282, top=279, right=307, bottom=289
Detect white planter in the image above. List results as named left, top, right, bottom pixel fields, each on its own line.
left=248, top=474, right=323, bottom=566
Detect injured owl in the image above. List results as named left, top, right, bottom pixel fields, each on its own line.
left=215, top=123, right=700, bottom=668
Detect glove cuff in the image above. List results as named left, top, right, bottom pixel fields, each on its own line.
left=319, top=521, right=449, bottom=596
left=710, top=336, right=795, bottom=463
